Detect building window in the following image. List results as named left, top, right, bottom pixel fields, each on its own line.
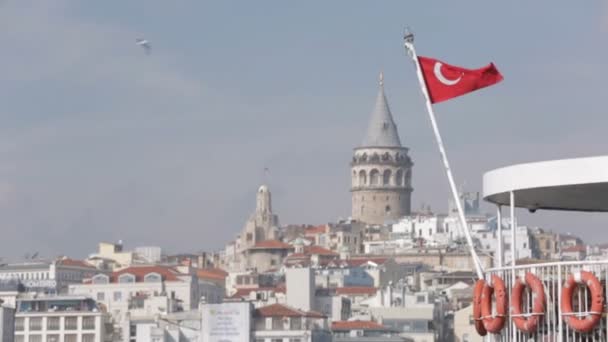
left=289, top=339, right=302, bottom=342
left=272, top=317, right=283, bottom=330
left=290, top=317, right=302, bottom=330
left=272, top=339, right=282, bottom=342
left=47, top=317, right=60, bottom=330
left=144, top=273, right=161, bottom=283
left=114, top=291, right=122, bottom=301
left=385, top=205, right=391, bottom=213
left=83, top=317, right=96, bottom=330
left=15, top=317, right=24, bottom=331
left=29, top=336, right=42, bottom=342
left=523, top=242, right=527, bottom=248
left=65, top=317, right=78, bottom=330
left=383, top=169, right=392, bottom=185
left=92, top=274, right=109, bottom=284
left=64, top=335, right=77, bottom=342
left=15, top=336, right=24, bottom=342
left=369, top=169, right=380, bottom=185
left=82, top=334, right=96, bottom=342
left=29, top=317, right=42, bottom=331
left=46, top=335, right=60, bottom=342
left=97, top=292, right=105, bottom=301
left=118, top=274, right=135, bottom=283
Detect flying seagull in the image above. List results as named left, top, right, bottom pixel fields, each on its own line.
left=135, top=38, right=151, bottom=54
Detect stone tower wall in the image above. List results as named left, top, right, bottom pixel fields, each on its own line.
left=351, top=147, right=413, bottom=224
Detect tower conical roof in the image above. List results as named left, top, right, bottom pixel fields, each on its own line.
left=361, top=73, right=402, bottom=148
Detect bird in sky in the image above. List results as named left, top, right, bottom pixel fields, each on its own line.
left=135, top=38, right=151, bottom=55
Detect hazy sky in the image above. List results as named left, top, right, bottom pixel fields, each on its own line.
left=1, top=1, right=607, bottom=259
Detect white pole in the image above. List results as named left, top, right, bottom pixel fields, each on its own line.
left=403, top=32, right=484, bottom=280
left=510, top=191, right=516, bottom=266
left=510, top=190, right=516, bottom=342
left=496, top=205, right=503, bottom=268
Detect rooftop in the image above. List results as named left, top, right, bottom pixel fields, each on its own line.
left=335, top=287, right=378, bottom=296
left=251, top=240, right=293, bottom=250
left=110, top=265, right=182, bottom=282
left=360, top=73, right=402, bottom=148
left=254, top=303, right=325, bottom=318
left=331, top=320, right=390, bottom=331
left=196, top=268, right=228, bottom=281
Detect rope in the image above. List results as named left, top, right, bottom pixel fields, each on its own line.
left=561, top=311, right=603, bottom=317
left=479, top=314, right=507, bottom=319
left=510, top=312, right=545, bottom=318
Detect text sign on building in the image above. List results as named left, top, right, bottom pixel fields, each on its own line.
left=201, top=302, right=251, bottom=342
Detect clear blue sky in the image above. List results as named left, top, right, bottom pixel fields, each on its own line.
left=1, top=1, right=607, bottom=258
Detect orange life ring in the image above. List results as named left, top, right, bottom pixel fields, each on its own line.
left=511, top=272, right=546, bottom=333
left=561, top=271, right=604, bottom=333
left=481, top=275, right=508, bottom=333
left=473, top=279, right=487, bottom=336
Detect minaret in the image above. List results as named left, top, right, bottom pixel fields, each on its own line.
left=350, top=73, right=413, bottom=224
left=254, top=184, right=279, bottom=241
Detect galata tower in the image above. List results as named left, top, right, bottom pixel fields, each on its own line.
left=351, top=73, right=413, bottom=224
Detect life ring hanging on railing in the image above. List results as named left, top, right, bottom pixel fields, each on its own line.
left=561, top=270, right=604, bottom=333
left=511, top=272, right=546, bottom=333
left=473, top=279, right=487, bottom=336
left=481, top=274, right=508, bottom=333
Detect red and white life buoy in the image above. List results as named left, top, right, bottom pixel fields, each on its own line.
left=473, top=279, right=487, bottom=336
left=481, top=275, right=508, bottom=333
left=511, top=272, right=546, bottom=333
left=561, top=271, right=604, bottom=333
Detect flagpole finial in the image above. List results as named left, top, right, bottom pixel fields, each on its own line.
left=403, top=27, right=414, bottom=43
left=379, top=72, right=384, bottom=87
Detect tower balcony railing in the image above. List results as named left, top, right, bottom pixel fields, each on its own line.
left=350, top=185, right=413, bottom=192
left=350, top=159, right=412, bottom=167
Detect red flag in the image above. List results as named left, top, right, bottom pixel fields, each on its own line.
left=418, top=56, right=503, bottom=104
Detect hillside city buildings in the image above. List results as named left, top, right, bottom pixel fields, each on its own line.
left=0, top=75, right=593, bottom=342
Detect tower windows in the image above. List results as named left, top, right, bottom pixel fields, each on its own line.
left=383, top=169, right=392, bottom=185
left=395, top=169, right=404, bottom=186
left=370, top=169, right=380, bottom=185
left=385, top=205, right=391, bottom=213
left=358, top=170, right=367, bottom=186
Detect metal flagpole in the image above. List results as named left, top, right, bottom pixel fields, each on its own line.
left=403, top=30, right=484, bottom=280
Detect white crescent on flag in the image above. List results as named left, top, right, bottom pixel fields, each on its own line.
left=433, top=62, right=462, bottom=86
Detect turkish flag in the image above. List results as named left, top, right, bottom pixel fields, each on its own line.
left=418, top=56, right=503, bottom=104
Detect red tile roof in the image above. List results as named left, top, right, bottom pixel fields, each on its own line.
left=562, top=245, right=586, bottom=253
left=335, top=287, right=377, bottom=296
left=304, top=245, right=338, bottom=256
left=251, top=240, right=293, bottom=249
left=254, top=303, right=325, bottom=318
left=305, top=225, right=328, bottom=235
left=196, top=268, right=228, bottom=281
left=58, top=258, right=97, bottom=269
left=112, top=266, right=182, bottom=282
left=230, top=285, right=286, bottom=298
left=332, top=320, right=388, bottom=331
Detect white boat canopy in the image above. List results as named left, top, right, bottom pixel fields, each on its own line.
left=483, top=155, right=608, bottom=212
